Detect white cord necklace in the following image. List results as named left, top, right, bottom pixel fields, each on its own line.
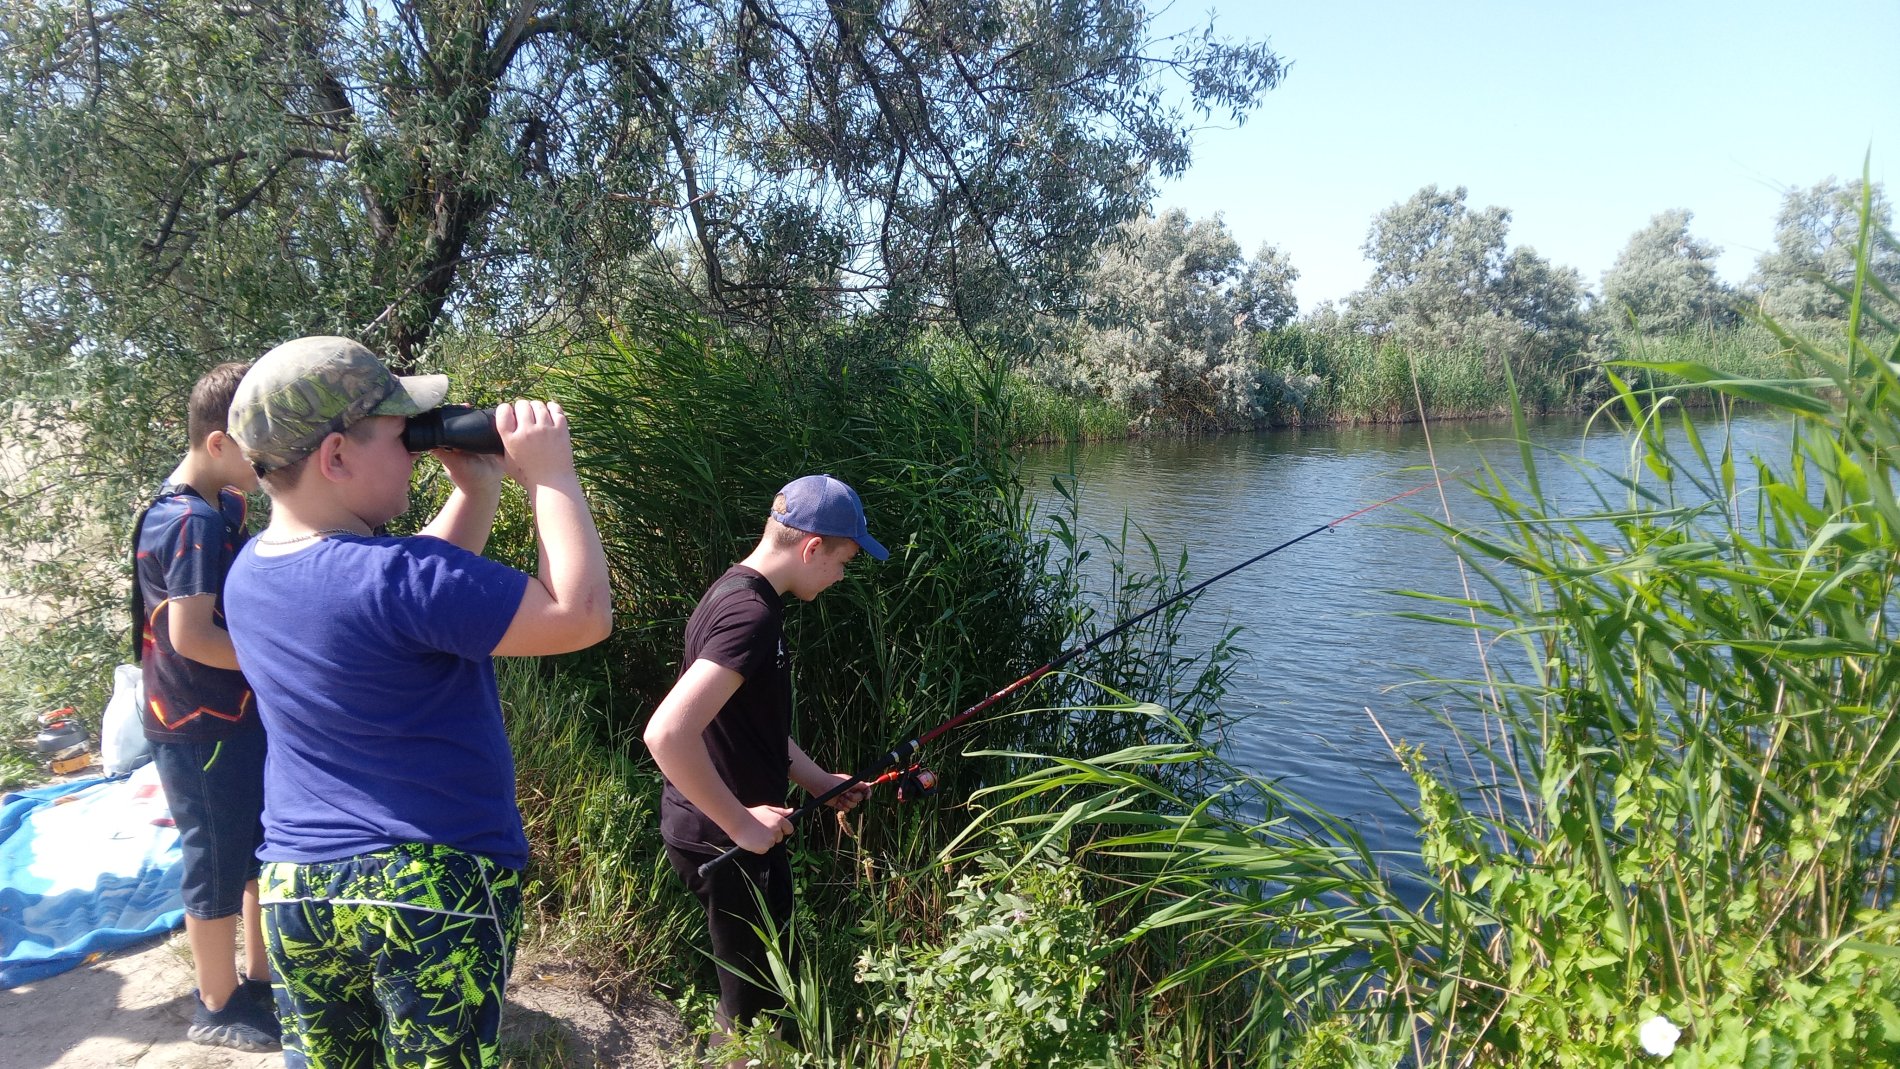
left=253, top=528, right=364, bottom=546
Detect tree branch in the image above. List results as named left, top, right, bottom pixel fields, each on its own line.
left=623, top=56, right=727, bottom=299
left=144, top=153, right=248, bottom=258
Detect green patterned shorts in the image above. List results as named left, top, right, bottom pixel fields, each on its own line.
left=260, top=843, right=523, bottom=1069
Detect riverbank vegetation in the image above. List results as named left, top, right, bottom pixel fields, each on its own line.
left=483, top=195, right=1900, bottom=1068
left=3, top=2, right=1899, bottom=1065
left=0, top=0, right=1281, bottom=765
left=697, top=191, right=1900, bottom=1067
left=1025, top=181, right=1894, bottom=440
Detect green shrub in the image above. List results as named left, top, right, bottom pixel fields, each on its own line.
left=487, top=303, right=1236, bottom=1044
left=904, top=192, right=1900, bottom=1067
left=1386, top=193, right=1900, bottom=1064
left=857, top=840, right=1115, bottom=1069
left=1257, top=322, right=1569, bottom=424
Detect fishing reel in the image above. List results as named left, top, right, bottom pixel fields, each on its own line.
left=894, top=765, right=939, bottom=803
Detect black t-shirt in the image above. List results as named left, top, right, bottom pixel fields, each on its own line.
left=658, top=565, right=792, bottom=851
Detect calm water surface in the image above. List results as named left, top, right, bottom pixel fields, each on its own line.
left=1021, top=411, right=1792, bottom=875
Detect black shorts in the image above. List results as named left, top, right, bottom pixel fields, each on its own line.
left=664, top=840, right=795, bottom=1032
left=152, top=730, right=266, bottom=920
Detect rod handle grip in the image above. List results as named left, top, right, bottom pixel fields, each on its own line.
left=697, top=844, right=745, bottom=879
left=695, top=738, right=919, bottom=879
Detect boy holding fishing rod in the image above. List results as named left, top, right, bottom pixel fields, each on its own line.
left=644, top=474, right=887, bottom=1051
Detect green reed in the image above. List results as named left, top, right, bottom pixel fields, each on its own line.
left=758, top=190, right=1900, bottom=1066
left=488, top=300, right=1237, bottom=1036
left=1260, top=325, right=1569, bottom=424
left=1368, top=193, right=1900, bottom=1065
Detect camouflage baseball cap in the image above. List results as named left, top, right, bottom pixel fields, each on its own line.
left=229, top=336, right=448, bottom=473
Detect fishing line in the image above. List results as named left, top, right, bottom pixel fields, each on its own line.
left=698, top=477, right=1441, bottom=877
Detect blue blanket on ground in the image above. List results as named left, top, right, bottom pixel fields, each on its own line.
left=0, top=773, right=185, bottom=988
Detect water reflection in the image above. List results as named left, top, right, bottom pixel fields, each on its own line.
left=1021, top=410, right=1795, bottom=876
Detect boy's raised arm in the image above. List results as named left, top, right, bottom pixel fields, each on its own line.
left=417, top=448, right=505, bottom=554
left=491, top=400, right=612, bottom=656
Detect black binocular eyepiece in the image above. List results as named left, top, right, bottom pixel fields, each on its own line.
left=401, top=404, right=503, bottom=455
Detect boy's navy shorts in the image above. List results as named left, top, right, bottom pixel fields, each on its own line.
left=151, top=729, right=266, bottom=920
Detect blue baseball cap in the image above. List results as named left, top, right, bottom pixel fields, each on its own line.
left=772, top=474, right=888, bottom=560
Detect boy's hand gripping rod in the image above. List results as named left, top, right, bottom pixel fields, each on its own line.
left=697, top=480, right=1437, bottom=878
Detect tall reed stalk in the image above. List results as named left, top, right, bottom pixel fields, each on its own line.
left=495, top=301, right=1236, bottom=1032
left=825, top=189, right=1900, bottom=1066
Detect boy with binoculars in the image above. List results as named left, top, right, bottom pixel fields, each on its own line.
left=221, top=335, right=612, bottom=1069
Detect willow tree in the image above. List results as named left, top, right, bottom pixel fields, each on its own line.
left=1599, top=209, right=1735, bottom=336
left=0, top=0, right=1283, bottom=648
left=1748, top=177, right=1898, bottom=322
left=1347, top=185, right=1587, bottom=369
left=1051, top=209, right=1299, bottom=430
left=0, top=1, right=1284, bottom=373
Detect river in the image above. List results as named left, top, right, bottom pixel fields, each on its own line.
left=1021, top=408, right=1793, bottom=881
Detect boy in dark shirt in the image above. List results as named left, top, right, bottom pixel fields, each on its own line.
left=133, top=361, right=279, bottom=1050
left=644, top=473, right=887, bottom=1049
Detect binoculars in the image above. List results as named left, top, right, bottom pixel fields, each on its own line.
left=402, top=404, right=503, bottom=455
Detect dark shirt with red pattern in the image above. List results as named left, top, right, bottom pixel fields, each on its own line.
left=135, top=483, right=258, bottom=743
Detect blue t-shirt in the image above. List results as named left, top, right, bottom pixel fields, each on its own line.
left=224, top=533, right=532, bottom=869
left=135, top=484, right=257, bottom=743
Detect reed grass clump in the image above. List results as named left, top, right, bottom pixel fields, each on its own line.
left=490, top=302, right=1237, bottom=1024
left=1258, top=324, right=1570, bottom=424
left=742, top=190, right=1900, bottom=1066
left=1363, top=198, right=1900, bottom=1064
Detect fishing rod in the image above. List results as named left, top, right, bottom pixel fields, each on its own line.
left=698, top=478, right=1439, bottom=877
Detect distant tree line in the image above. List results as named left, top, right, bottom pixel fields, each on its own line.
left=1046, top=177, right=1899, bottom=430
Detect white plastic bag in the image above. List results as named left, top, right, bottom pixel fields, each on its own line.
left=101, top=663, right=152, bottom=775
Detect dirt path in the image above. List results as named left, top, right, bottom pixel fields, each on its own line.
left=0, top=932, right=683, bottom=1068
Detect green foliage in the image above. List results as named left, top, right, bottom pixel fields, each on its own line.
left=1281, top=1019, right=1410, bottom=1069
left=914, top=331, right=1128, bottom=445
left=854, top=187, right=1900, bottom=1067
left=500, top=659, right=696, bottom=980
left=1346, top=184, right=1589, bottom=372
left=0, top=0, right=1284, bottom=373
left=1037, top=209, right=1299, bottom=431
left=553, top=305, right=1062, bottom=781
left=0, top=0, right=1284, bottom=678
left=857, top=841, right=1114, bottom=1069
left=940, top=701, right=1430, bottom=1067
left=1599, top=209, right=1737, bottom=336
left=1258, top=321, right=1566, bottom=422
left=1384, top=183, right=1900, bottom=1064
left=1748, top=176, right=1899, bottom=321
left=0, top=603, right=119, bottom=758
left=485, top=303, right=1238, bottom=1053
left=0, top=379, right=202, bottom=711
left=1572, top=320, right=1800, bottom=406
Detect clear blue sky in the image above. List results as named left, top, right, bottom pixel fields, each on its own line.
left=1151, top=0, right=1900, bottom=311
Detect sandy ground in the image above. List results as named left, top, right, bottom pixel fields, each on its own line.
left=0, top=933, right=685, bottom=1069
